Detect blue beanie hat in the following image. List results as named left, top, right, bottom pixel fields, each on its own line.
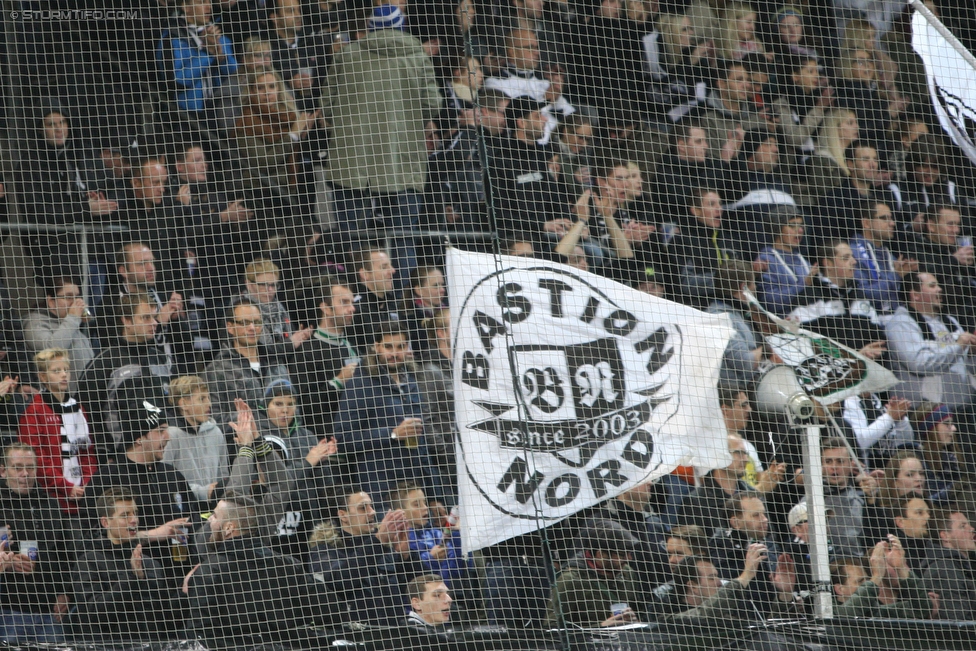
left=368, top=4, right=405, bottom=31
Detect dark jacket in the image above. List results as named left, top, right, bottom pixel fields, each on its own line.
left=487, top=136, right=570, bottom=240
left=0, top=486, right=73, bottom=614
left=70, top=537, right=177, bottom=641
left=290, top=327, right=360, bottom=436
left=187, top=535, right=320, bottom=651
left=333, top=360, right=431, bottom=504
left=709, top=527, right=783, bottom=619
left=350, top=286, right=402, bottom=356
left=788, top=276, right=887, bottom=353
left=545, top=554, right=643, bottom=628
left=78, top=339, right=173, bottom=456
left=834, top=572, right=932, bottom=619
left=922, top=544, right=976, bottom=621
left=308, top=526, right=420, bottom=626
left=202, top=343, right=292, bottom=426
left=674, top=473, right=748, bottom=536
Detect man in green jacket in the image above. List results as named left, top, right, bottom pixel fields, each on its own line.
left=835, top=535, right=933, bottom=619
left=321, top=3, right=442, bottom=280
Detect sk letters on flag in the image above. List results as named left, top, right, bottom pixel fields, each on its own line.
left=446, top=249, right=734, bottom=552
left=912, top=4, right=976, bottom=166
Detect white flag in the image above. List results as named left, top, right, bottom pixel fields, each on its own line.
left=447, top=249, right=734, bottom=553
left=912, top=4, right=976, bottom=166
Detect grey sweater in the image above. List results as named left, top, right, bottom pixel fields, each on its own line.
left=163, top=417, right=230, bottom=503
left=23, top=311, right=94, bottom=394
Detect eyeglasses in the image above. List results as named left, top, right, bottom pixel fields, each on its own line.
left=233, top=319, right=264, bottom=327
left=250, top=281, right=278, bottom=289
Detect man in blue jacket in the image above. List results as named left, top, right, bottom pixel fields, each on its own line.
left=334, top=321, right=439, bottom=509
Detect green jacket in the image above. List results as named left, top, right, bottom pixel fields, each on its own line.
left=834, top=572, right=931, bottom=619
left=546, top=559, right=642, bottom=628
left=322, top=29, right=441, bottom=193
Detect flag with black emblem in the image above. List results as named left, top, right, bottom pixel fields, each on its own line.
left=447, top=249, right=735, bottom=552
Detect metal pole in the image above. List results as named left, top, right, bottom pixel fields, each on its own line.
left=80, top=226, right=90, bottom=308
left=803, top=424, right=833, bottom=619
left=910, top=0, right=976, bottom=72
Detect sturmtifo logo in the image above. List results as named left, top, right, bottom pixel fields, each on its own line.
left=454, top=265, right=682, bottom=519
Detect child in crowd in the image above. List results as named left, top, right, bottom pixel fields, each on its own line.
left=18, top=347, right=95, bottom=515
left=164, top=375, right=228, bottom=504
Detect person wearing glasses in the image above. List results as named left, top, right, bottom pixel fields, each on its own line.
left=237, top=259, right=293, bottom=347
left=202, top=298, right=310, bottom=427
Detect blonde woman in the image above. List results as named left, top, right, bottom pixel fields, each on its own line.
left=656, top=12, right=714, bottom=111
left=234, top=70, right=318, bottom=197
left=795, top=108, right=860, bottom=205
left=718, top=2, right=765, bottom=61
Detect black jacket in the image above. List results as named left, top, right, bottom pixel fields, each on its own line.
left=0, top=486, right=73, bottom=614
left=70, top=537, right=177, bottom=641
left=291, top=328, right=360, bottom=436
left=188, top=535, right=321, bottom=650
left=922, top=544, right=976, bottom=621
left=308, top=527, right=422, bottom=626
left=487, top=136, right=569, bottom=240
left=350, top=286, right=403, bottom=356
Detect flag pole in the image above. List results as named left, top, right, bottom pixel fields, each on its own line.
left=910, top=0, right=976, bottom=72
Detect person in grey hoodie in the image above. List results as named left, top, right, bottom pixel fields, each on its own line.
left=23, top=276, right=93, bottom=394
left=163, top=375, right=229, bottom=505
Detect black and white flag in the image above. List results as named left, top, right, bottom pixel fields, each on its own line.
left=447, top=249, right=734, bottom=552
left=913, top=2, right=976, bottom=166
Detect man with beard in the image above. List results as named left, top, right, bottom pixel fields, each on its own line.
left=885, top=272, right=976, bottom=408
left=334, top=321, right=436, bottom=508
left=71, top=487, right=180, bottom=642
left=851, top=202, right=917, bottom=316
left=185, top=493, right=320, bottom=650
left=290, top=278, right=359, bottom=436
left=819, top=437, right=882, bottom=558
left=307, top=488, right=420, bottom=626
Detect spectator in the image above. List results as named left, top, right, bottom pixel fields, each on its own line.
left=652, top=120, right=730, bottom=229
left=900, top=205, right=976, bottom=327
left=654, top=13, right=715, bottom=121
left=892, top=496, right=936, bottom=571
left=551, top=113, right=594, bottom=199
left=771, top=56, right=831, bottom=159
left=157, top=0, right=239, bottom=126
left=23, top=276, right=93, bottom=394
left=922, top=508, right=976, bottom=620
left=162, top=375, right=227, bottom=504
left=675, top=431, right=755, bottom=535
left=71, top=487, right=180, bottom=642
left=819, top=142, right=900, bottom=242
left=718, top=2, right=765, bottom=61
left=349, top=245, right=401, bottom=355
left=269, top=0, right=320, bottom=112
left=834, top=48, right=900, bottom=153
left=17, top=106, right=118, bottom=281
left=841, top=391, right=912, bottom=468
left=83, top=397, right=195, bottom=555
left=831, top=556, right=868, bottom=604
left=701, top=59, right=766, bottom=163
left=257, top=381, right=337, bottom=559
left=850, top=201, right=917, bottom=315
left=391, top=482, right=470, bottom=590
left=885, top=272, right=976, bottom=408
left=671, top=187, right=736, bottom=307
left=400, top=266, right=446, bottom=355
left=202, top=297, right=309, bottom=427
left=290, top=277, right=360, bottom=435
left=788, top=238, right=887, bottom=355
left=235, top=69, right=318, bottom=200
left=212, top=36, right=275, bottom=135
left=18, top=348, right=95, bottom=516
left=707, top=261, right=766, bottom=384
left=795, top=108, right=860, bottom=206
left=484, top=28, right=548, bottom=101
left=97, top=242, right=189, bottom=373
left=185, top=494, right=321, bottom=650
left=888, top=115, right=930, bottom=185
left=835, top=535, right=933, bottom=618
left=546, top=518, right=643, bottom=628
left=819, top=436, right=882, bottom=557
left=416, top=309, right=457, bottom=496
left=708, top=491, right=799, bottom=617
left=321, top=3, right=441, bottom=276
left=307, top=488, right=419, bottom=625
left=406, top=574, right=454, bottom=630
left=334, top=321, right=436, bottom=507
left=756, top=211, right=817, bottom=317
left=660, top=525, right=711, bottom=586
left=902, top=134, right=964, bottom=215
left=486, top=96, right=575, bottom=243
left=0, top=443, right=73, bottom=644
left=910, top=402, right=962, bottom=504
left=769, top=8, right=820, bottom=62
left=239, top=258, right=294, bottom=346
left=79, top=292, right=173, bottom=454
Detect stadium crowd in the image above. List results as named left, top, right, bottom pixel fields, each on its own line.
left=0, top=0, right=975, bottom=647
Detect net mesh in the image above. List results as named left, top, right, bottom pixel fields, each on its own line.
left=0, top=0, right=974, bottom=649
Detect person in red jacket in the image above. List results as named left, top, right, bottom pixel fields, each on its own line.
left=18, top=347, right=96, bottom=515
